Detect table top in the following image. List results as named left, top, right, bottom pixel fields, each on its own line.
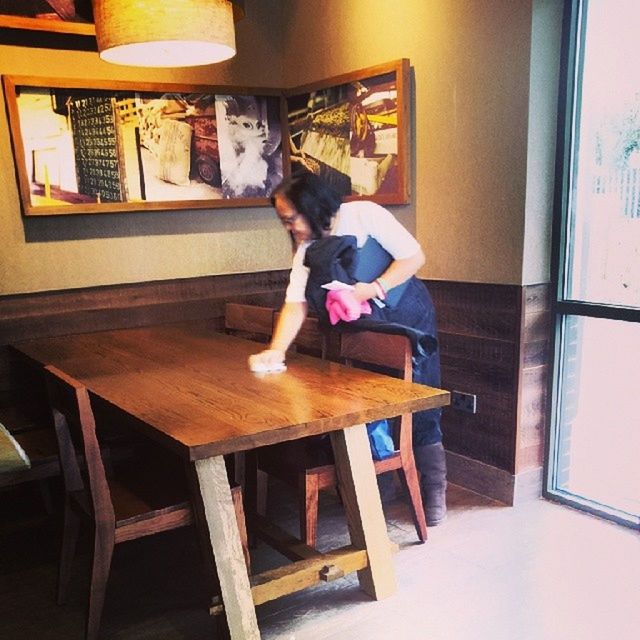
left=13, top=321, right=450, bottom=461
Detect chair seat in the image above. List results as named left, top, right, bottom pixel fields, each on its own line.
left=259, top=437, right=333, bottom=470
left=64, top=459, right=194, bottom=538
left=258, top=431, right=405, bottom=474
left=257, top=437, right=335, bottom=484
left=111, top=479, right=191, bottom=524
left=111, top=458, right=191, bottom=518
left=373, top=450, right=402, bottom=473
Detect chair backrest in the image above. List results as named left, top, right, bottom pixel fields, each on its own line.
left=224, top=303, right=275, bottom=343
left=43, top=365, right=115, bottom=526
left=339, top=331, right=412, bottom=381
left=340, top=331, right=413, bottom=451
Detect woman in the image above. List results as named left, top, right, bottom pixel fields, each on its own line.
left=249, top=172, right=447, bottom=525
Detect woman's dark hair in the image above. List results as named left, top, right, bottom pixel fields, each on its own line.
left=271, top=171, right=342, bottom=239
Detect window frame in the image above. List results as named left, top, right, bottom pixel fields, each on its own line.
left=544, top=0, right=640, bottom=530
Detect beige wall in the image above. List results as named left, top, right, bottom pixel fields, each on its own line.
left=280, top=0, right=562, bottom=285
left=524, top=0, right=563, bottom=284
left=0, top=0, right=563, bottom=297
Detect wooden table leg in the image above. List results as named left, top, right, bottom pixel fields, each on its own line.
left=195, top=456, right=261, bottom=640
left=329, top=423, right=397, bottom=600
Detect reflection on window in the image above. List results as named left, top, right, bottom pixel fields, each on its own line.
left=567, top=0, right=640, bottom=307
left=555, top=316, right=640, bottom=520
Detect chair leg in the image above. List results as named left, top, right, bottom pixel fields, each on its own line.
left=215, top=613, right=232, bottom=640
left=232, top=452, right=246, bottom=488
left=241, top=451, right=262, bottom=549
left=299, top=472, right=319, bottom=548
left=256, top=469, right=269, bottom=517
left=397, top=455, right=428, bottom=543
left=57, top=500, right=81, bottom=605
left=243, top=450, right=271, bottom=519
left=36, top=479, right=55, bottom=515
left=86, top=527, right=115, bottom=640
left=230, top=485, right=251, bottom=574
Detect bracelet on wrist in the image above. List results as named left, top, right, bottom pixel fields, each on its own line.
left=373, top=280, right=386, bottom=300
left=375, top=277, right=389, bottom=298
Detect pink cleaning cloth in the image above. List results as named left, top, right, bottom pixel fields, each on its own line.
left=325, top=289, right=372, bottom=325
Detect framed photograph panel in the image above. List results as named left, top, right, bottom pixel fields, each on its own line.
left=2, top=76, right=284, bottom=215
left=285, top=59, right=410, bottom=205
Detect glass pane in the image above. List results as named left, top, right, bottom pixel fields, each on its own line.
left=554, top=315, right=640, bottom=523
left=566, top=0, right=640, bottom=307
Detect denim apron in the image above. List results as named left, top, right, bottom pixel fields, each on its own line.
left=304, top=236, right=443, bottom=446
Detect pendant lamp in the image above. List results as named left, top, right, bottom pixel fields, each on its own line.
left=94, top=0, right=240, bottom=67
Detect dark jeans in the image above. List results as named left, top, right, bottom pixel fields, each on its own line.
left=347, top=277, right=443, bottom=446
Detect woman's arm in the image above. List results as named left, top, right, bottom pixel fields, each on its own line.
left=270, top=301, right=308, bottom=353
left=352, top=248, right=425, bottom=302
left=249, top=301, right=308, bottom=368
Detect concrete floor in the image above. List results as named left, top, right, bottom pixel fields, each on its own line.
left=1, top=478, right=638, bottom=640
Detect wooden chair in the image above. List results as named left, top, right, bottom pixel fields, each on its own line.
left=225, top=303, right=331, bottom=358
left=340, top=331, right=428, bottom=542
left=256, top=331, right=428, bottom=548
left=43, top=365, right=249, bottom=640
left=224, top=302, right=275, bottom=343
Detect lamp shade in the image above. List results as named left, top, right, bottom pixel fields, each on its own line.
left=94, top=0, right=236, bottom=67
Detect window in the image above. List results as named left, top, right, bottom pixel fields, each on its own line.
left=547, top=0, right=640, bottom=529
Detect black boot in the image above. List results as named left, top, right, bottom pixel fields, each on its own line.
left=414, top=443, right=447, bottom=526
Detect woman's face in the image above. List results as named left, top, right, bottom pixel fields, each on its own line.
left=274, top=193, right=313, bottom=245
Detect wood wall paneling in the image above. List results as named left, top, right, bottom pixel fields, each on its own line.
left=0, top=271, right=289, bottom=345
left=425, top=280, right=550, bottom=482
left=427, top=280, right=522, bottom=473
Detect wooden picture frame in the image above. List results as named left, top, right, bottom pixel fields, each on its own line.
left=2, top=75, right=284, bottom=216
left=0, top=13, right=95, bottom=36
left=284, top=59, right=410, bottom=205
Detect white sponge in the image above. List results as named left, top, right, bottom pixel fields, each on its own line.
left=248, top=360, right=287, bottom=373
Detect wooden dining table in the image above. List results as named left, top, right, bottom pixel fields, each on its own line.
left=12, top=320, right=450, bottom=639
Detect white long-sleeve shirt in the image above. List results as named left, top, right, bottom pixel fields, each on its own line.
left=285, top=200, right=421, bottom=303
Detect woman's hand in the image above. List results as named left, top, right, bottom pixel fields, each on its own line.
left=248, top=348, right=286, bottom=372
left=352, top=249, right=426, bottom=303
left=352, top=281, right=378, bottom=302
